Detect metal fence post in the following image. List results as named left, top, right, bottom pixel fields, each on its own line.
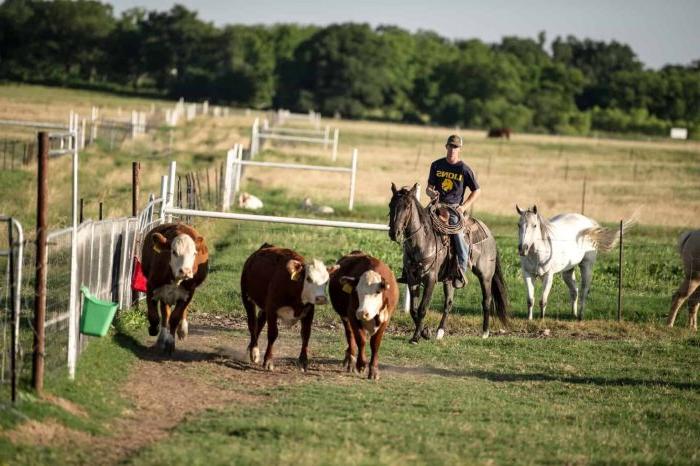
left=348, top=148, right=358, bottom=211
left=33, top=132, right=48, bottom=393
left=332, top=128, right=339, bottom=162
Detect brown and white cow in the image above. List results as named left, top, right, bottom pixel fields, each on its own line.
left=241, top=243, right=338, bottom=371
left=329, top=251, right=399, bottom=380
left=141, top=223, right=208, bottom=353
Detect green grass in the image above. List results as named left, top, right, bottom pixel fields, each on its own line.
left=127, top=330, right=700, bottom=466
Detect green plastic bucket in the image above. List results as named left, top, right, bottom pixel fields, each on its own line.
left=79, top=286, right=118, bottom=337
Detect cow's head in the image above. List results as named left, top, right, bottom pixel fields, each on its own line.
left=153, top=232, right=204, bottom=282
left=286, top=258, right=339, bottom=305
left=340, top=270, right=389, bottom=321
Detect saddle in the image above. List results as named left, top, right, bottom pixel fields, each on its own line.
left=433, top=206, right=489, bottom=279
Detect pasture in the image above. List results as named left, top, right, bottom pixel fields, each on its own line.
left=1, top=84, right=699, bottom=465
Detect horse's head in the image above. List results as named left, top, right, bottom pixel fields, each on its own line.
left=516, top=204, right=547, bottom=256
left=389, top=182, right=419, bottom=242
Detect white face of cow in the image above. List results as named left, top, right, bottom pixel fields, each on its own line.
left=354, top=270, right=386, bottom=321
left=301, top=259, right=331, bottom=305
left=170, top=234, right=197, bottom=281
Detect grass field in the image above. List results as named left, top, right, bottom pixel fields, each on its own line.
left=1, top=84, right=699, bottom=465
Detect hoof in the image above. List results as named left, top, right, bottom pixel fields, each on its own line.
left=263, top=360, right=274, bottom=371
left=355, top=363, right=367, bottom=374
left=368, top=369, right=379, bottom=380
left=421, top=327, right=431, bottom=340
left=342, top=355, right=356, bottom=372
left=436, top=328, right=445, bottom=340
left=409, top=337, right=419, bottom=345
left=148, top=324, right=159, bottom=337
left=176, top=320, right=188, bottom=340
left=298, top=356, right=309, bottom=372
left=249, top=346, right=260, bottom=364
left=481, top=330, right=490, bottom=339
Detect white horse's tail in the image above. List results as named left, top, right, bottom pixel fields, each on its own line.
left=581, top=215, right=637, bottom=253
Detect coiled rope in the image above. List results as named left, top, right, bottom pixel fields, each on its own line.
left=428, top=202, right=466, bottom=235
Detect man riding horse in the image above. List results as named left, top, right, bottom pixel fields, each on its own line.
left=399, top=134, right=481, bottom=288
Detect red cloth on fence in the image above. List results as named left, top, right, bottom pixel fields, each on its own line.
left=131, top=257, right=148, bottom=292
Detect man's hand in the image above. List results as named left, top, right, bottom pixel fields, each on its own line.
left=426, top=185, right=439, bottom=201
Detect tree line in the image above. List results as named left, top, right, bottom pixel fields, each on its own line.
left=1, top=0, right=699, bottom=138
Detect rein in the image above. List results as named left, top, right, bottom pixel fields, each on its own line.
left=395, top=197, right=447, bottom=279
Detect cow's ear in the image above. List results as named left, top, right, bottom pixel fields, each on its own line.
left=194, top=236, right=205, bottom=251
left=379, top=279, right=390, bottom=291
left=327, top=264, right=340, bottom=275
left=286, top=259, right=304, bottom=281
left=152, top=233, right=170, bottom=253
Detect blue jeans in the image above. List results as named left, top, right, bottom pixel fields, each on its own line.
left=449, top=211, right=469, bottom=272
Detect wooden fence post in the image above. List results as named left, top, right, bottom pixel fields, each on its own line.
left=33, top=131, right=48, bottom=394
left=617, top=219, right=623, bottom=322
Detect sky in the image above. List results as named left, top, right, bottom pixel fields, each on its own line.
left=109, top=0, right=700, bottom=69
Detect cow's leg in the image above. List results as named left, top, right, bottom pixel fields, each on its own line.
left=668, top=277, right=700, bottom=327
left=170, top=294, right=194, bottom=344
left=368, top=322, right=388, bottom=380
left=410, top=277, right=436, bottom=344
left=341, top=317, right=357, bottom=371
left=350, top=318, right=368, bottom=374
left=298, top=306, right=315, bottom=372
left=146, top=290, right=159, bottom=336
left=243, top=293, right=261, bottom=364
left=157, top=301, right=174, bottom=353
left=524, top=274, right=535, bottom=320
left=540, top=272, right=554, bottom=319
left=578, top=252, right=596, bottom=321
left=262, top=308, right=279, bottom=371
left=436, top=281, right=454, bottom=340
left=562, top=268, right=578, bottom=318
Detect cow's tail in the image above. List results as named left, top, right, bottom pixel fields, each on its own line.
left=491, top=251, right=509, bottom=326
left=581, top=215, right=636, bottom=253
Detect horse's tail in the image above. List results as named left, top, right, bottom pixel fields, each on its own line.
left=581, top=215, right=637, bottom=253
left=491, top=251, right=509, bottom=326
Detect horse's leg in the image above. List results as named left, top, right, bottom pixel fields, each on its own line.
left=540, top=272, right=554, bottom=319
left=668, top=277, right=700, bottom=327
left=411, top=277, right=436, bottom=344
left=437, top=281, right=454, bottom=340
left=688, top=300, right=699, bottom=331
left=561, top=268, right=579, bottom=318
left=408, top=283, right=421, bottom=324
left=524, top=274, right=535, bottom=320
left=578, top=251, right=596, bottom=321
left=476, top=268, right=493, bottom=338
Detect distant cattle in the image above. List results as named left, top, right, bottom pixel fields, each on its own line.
left=329, top=251, right=399, bottom=380
left=487, top=127, right=511, bottom=139
left=241, top=243, right=339, bottom=371
left=141, top=223, right=209, bottom=353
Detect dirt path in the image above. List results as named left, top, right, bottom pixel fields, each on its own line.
left=5, top=319, right=349, bottom=464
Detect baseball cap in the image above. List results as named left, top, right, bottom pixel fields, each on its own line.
left=446, top=135, right=463, bottom=147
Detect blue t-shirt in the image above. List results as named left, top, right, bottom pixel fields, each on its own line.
left=428, top=158, right=479, bottom=205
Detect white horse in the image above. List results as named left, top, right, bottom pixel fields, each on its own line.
left=516, top=205, right=633, bottom=320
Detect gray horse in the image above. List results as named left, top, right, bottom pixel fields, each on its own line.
left=388, top=183, right=508, bottom=342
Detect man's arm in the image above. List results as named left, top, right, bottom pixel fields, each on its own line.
left=460, top=188, right=481, bottom=214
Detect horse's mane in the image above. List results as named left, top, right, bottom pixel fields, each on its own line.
left=535, top=211, right=553, bottom=240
